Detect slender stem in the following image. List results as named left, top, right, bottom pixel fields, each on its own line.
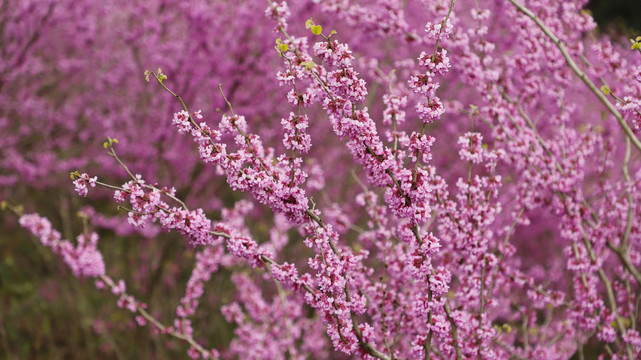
left=432, top=0, right=456, bottom=55
left=621, top=137, right=634, bottom=250
left=98, top=275, right=212, bottom=358
left=443, top=301, right=463, bottom=360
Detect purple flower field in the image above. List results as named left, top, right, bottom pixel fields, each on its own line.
left=2, top=0, right=641, bottom=358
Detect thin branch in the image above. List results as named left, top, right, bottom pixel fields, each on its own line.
left=507, top=0, right=641, bottom=153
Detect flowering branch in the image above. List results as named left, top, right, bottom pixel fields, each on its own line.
left=507, top=0, right=641, bottom=153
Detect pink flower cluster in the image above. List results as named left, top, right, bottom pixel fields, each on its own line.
left=19, top=213, right=105, bottom=278
left=112, top=174, right=270, bottom=267
left=73, top=173, right=97, bottom=197
left=7, top=0, right=641, bottom=359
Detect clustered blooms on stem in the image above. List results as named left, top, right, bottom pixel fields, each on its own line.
left=170, top=103, right=309, bottom=224
left=19, top=212, right=105, bottom=278
left=6, top=0, right=641, bottom=359
left=71, top=172, right=98, bottom=197
left=112, top=172, right=269, bottom=268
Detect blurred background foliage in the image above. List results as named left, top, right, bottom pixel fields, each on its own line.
left=588, top=0, right=641, bottom=35
left=1, top=189, right=238, bottom=359
left=1, top=0, right=640, bottom=359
